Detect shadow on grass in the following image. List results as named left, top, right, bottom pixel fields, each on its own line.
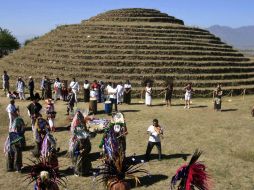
left=171, top=103, right=185, bottom=107
left=23, top=145, right=34, bottom=151
left=25, top=127, right=32, bottom=132
left=151, top=103, right=165, bottom=107
left=56, top=126, right=69, bottom=132
left=90, top=152, right=101, bottom=162
left=126, top=174, right=168, bottom=188
left=127, top=153, right=191, bottom=162
left=121, top=109, right=140, bottom=113
left=191, top=105, right=208, bottom=109
left=221, top=109, right=238, bottom=112
left=57, top=150, right=68, bottom=157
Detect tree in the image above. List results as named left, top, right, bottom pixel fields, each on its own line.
left=24, top=36, right=39, bottom=46
left=0, top=27, right=20, bottom=58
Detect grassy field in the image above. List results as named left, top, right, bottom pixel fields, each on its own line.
left=0, top=92, right=254, bottom=190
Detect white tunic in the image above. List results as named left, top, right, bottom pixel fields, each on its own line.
left=116, top=84, right=124, bottom=103
left=145, top=87, right=152, bottom=105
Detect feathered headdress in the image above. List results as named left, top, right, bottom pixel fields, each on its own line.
left=96, top=153, right=149, bottom=187
left=170, top=150, right=210, bottom=190
left=24, top=158, right=66, bottom=188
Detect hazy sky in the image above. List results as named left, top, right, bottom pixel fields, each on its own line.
left=1, top=0, right=253, bottom=38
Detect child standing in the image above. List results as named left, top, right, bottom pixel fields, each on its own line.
left=67, top=89, right=76, bottom=115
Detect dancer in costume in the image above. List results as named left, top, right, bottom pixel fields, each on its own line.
left=213, top=84, right=223, bottom=111
left=41, top=133, right=59, bottom=171
left=145, top=119, right=163, bottom=161
left=170, top=150, right=210, bottom=190
left=145, top=82, right=152, bottom=106
left=45, top=99, right=57, bottom=131
left=72, top=130, right=92, bottom=176
left=96, top=149, right=148, bottom=190
left=32, top=117, right=50, bottom=157
left=184, top=83, right=194, bottom=109
left=4, top=132, right=23, bottom=172
left=99, top=112, right=128, bottom=161
left=68, top=111, right=92, bottom=176
left=10, top=116, right=26, bottom=149
left=24, top=158, right=66, bottom=190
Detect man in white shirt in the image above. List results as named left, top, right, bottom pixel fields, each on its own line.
left=145, top=119, right=163, bottom=161
left=108, top=83, right=118, bottom=112
left=69, top=78, right=79, bottom=103
left=6, top=99, right=19, bottom=131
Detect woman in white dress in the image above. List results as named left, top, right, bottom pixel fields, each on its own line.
left=145, top=83, right=152, bottom=106
left=184, top=83, right=193, bottom=109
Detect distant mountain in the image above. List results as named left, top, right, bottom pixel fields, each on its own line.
left=16, top=34, right=38, bottom=45
left=207, top=25, right=254, bottom=50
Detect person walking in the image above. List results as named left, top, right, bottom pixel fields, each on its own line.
left=145, top=119, right=163, bottom=161
left=83, top=80, right=90, bottom=103
left=116, top=82, right=124, bottom=104
left=213, top=84, right=223, bottom=111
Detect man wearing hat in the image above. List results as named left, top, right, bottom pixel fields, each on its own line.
left=28, top=76, right=34, bottom=100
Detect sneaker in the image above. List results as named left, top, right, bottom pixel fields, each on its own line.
left=184, top=106, right=187, bottom=109
left=187, top=106, right=190, bottom=109
left=74, top=173, right=79, bottom=177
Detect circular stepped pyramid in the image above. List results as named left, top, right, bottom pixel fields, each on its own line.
left=1, top=8, right=254, bottom=97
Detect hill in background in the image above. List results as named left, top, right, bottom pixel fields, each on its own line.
left=207, top=25, right=254, bottom=51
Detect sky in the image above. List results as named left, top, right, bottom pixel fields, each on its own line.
left=1, top=0, right=253, bottom=42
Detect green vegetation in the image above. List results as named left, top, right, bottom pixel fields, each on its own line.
left=0, top=27, right=20, bottom=58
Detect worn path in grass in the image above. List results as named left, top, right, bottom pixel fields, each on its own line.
left=0, top=93, right=254, bottom=190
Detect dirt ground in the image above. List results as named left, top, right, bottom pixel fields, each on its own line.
left=0, top=93, right=254, bottom=190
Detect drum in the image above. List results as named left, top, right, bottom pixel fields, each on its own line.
left=89, top=99, right=97, bottom=114
left=104, top=101, right=112, bottom=114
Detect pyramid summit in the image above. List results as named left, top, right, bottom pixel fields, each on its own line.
left=1, top=8, right=254, bottom=96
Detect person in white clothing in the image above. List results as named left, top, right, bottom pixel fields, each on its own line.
left=6, top=99, right=19, bottom=131
left=109, top=83, right=118, bottom=111
left=184, top=83, right=193, bottom=109
left=116, top=82, right=124, bottom=104
left=145, top=119, right=163, bottom=161
left=145, top=82, right=152, bottom=106
left=16, top=77, right=26, bottom=100
left=53, top=77, right=62, bottom=101
left=69, top=78, right=79, bottom=103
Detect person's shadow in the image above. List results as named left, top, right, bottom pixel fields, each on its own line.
left=127, top=174, right=168, bottom=188
left=127, top=153, right=191, bottom=162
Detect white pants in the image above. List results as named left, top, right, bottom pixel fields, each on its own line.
left=19, top=92, right=25, bottom=100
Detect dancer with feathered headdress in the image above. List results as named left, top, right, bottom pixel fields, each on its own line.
left=170, top=150, right=210, bottom=190
left=96, top=149, right=149, bottom=190
left=24, top=158, right=66, bottom=190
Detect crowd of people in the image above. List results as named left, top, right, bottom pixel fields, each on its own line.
left=1, top=70, right=213, bottom=189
